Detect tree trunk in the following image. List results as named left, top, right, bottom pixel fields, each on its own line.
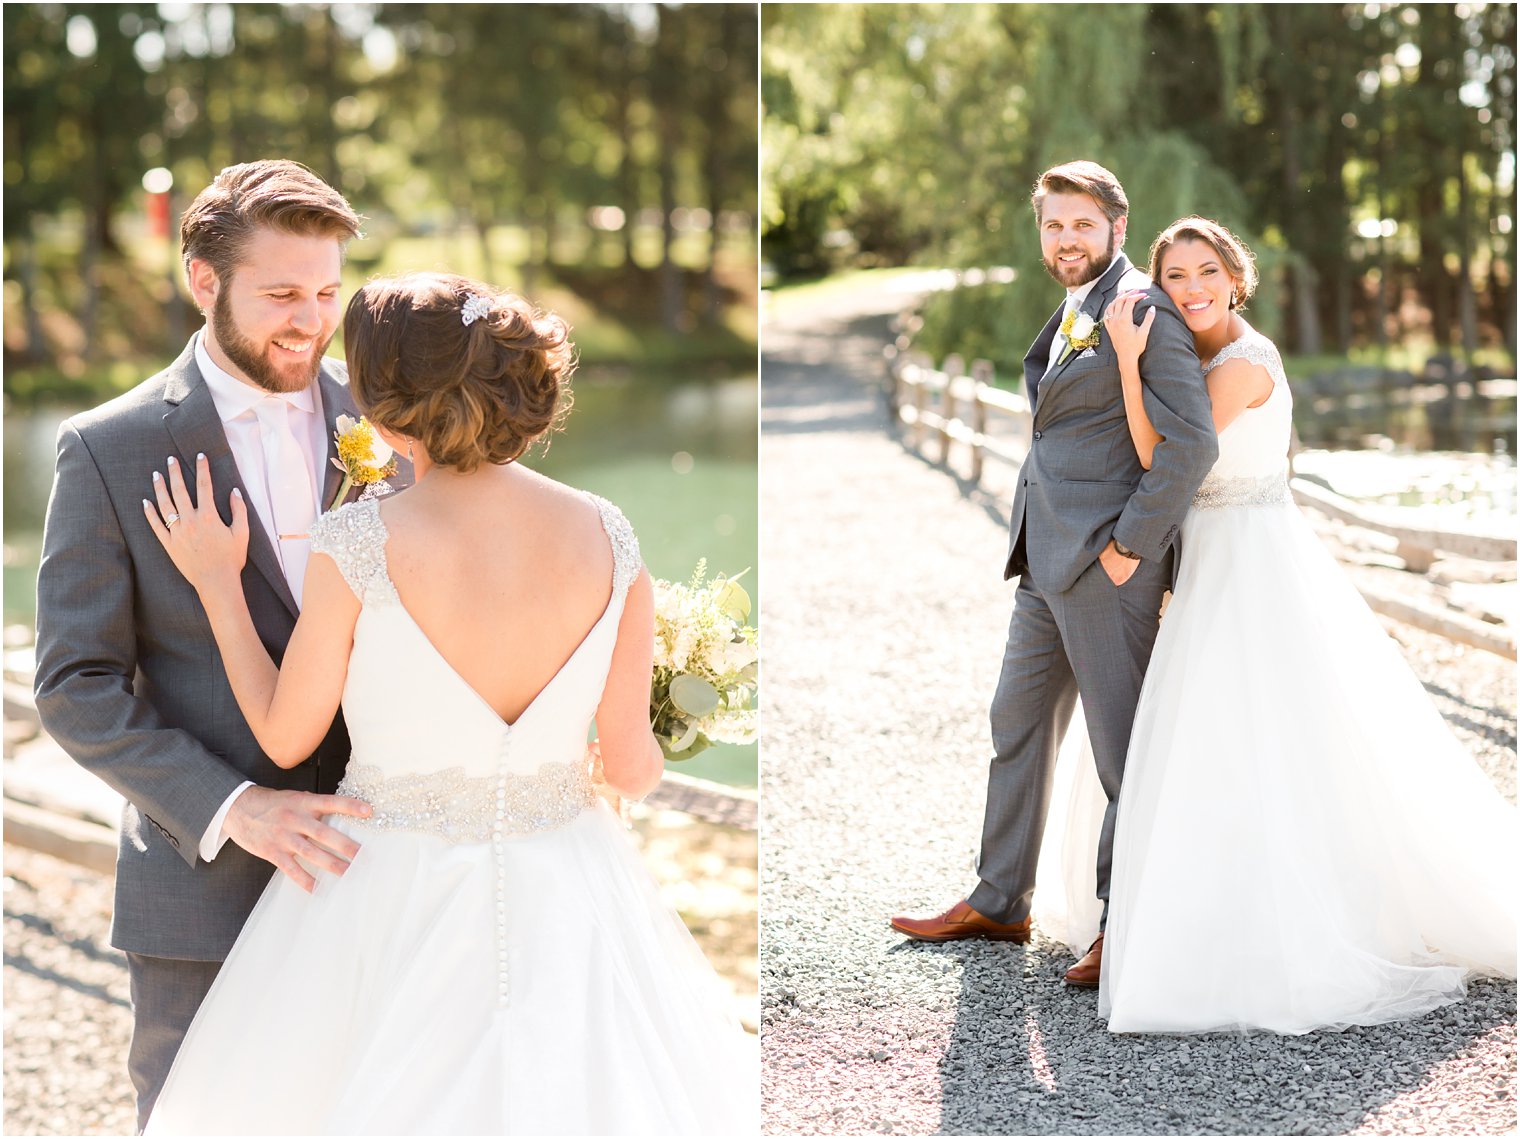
left=1374, top=83, right=1390, bottom=355
left=1503, top=30, right=1519, bottom=358
left=91, top=183, right=118, bottom=259
left=704, top=127, right=725, bottom=324
left=527, top=160, right=549, bottom=292
left=1415, top=185, right=1451, bottom=346
left=1274, top=7, right=1321, bottom=355
left=165, top=188, right=188, bottom=352
left=655, top=8, right=683, bottom=335
left=476, top=215, right=495, bottom=286
left=1335, top=263, right=1353, bottom=354
left=82, top=206, right=100, bottom=363
left=1325, top=88, right=1351, bottom=353
left=658, top=128, right=681, bottom=334
left=1292, top=260, right=1321, bottom=356
left=1456, top=148, right=1478, bottom=361
left=19, top=224, right=45, bottom=364
left=320, top=11, right=340, bottom=187
left=1415, top=2, right=1455, bottom=348
left=702, top=11, right=734, bottom=323
left=1493, top=180, right=1517, bottom=357
left=615, top=36, right=639, bottom=268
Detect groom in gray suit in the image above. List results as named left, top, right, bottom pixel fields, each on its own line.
left=893, top=161, right=1217, bottom=985
left=33, top=160, right=400, bottom=1129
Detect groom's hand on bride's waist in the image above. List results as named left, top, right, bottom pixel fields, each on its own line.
left=223, top=786, right=372, bottom=893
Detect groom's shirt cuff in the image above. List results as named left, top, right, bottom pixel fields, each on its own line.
left=199, top=781, right=254, bottom=862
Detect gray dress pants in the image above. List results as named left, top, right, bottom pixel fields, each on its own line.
left=126, top=952, right=221, bottom=1133
left=968, top=549, right=1172, bottom=930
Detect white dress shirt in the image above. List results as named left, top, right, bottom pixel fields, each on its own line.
left=192, top=332, right=329, bottom=861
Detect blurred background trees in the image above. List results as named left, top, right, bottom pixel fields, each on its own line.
left=4, top=2, right=759, bottom=404
left=3, top=4, right=761, bottom=787
left=763, top=3, right=1515, bottom=377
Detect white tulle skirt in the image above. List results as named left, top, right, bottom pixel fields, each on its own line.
left=1037, top=499, right=1516, bottom=1035
left=145, top=805, right=756, bottom=1135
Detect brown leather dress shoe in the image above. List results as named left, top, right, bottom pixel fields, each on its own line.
left=1063, top=932, right=1104, bottom=988
left=889, top=900, right=1032, bottom=943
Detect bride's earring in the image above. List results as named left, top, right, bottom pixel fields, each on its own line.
left=407, top=440, right=415, bottom=463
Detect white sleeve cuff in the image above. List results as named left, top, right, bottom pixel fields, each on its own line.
left=198, top=781, right=255, bottom=862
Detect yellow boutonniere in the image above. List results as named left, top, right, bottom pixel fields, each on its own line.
left=1058, top=310, right=1101, bottom=365
left=327, top=415, right=399, bottom=510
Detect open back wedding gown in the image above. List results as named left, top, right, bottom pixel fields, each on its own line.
left=1035, top=327, right=1516, bottom=1035
left=146, top=495, right=755, bottom=1134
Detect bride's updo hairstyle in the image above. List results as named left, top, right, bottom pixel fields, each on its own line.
left=1148, top=217, right=1259, bottom=310
left=344, top=273, right=574, bottom=472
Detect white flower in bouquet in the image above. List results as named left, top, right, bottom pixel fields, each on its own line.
left=650, top=560, right=760, bottom=761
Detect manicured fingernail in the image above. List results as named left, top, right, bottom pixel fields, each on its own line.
left=142, top=499, right=151, bottom=509
left=167, top=456, right=177, bottom=466
left=232, top=488, right=242, bottom=499
left=197, top=452, right=205, bottom=462
left=152, top=471, right=162, bottom=482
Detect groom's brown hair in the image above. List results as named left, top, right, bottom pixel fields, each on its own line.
left=180, top=159, right=362, bottom=283
left=1031, top=161, right=1129, bottom=225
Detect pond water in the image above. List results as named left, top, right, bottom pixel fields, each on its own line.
left=3, top=369, right=759, bottom=788
left=1291, top=377, right=1517, bottom=456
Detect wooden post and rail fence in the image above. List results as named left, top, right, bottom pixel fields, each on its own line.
left=883, top=343, right=1518, bottom=661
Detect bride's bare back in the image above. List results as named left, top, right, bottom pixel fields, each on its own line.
left=378, top=463, right=614, bottom=725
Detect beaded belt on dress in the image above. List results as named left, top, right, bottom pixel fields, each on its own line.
left=1191, top=472, right=1291, bottom=510
left=335, top=759, right=594, bottom=842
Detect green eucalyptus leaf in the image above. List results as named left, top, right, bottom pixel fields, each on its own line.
left=658, top=733, right=688, bottom=761
left=714, top=579, right=752, bottom=623
left=669, top=673, right=721, bottom=717
left=669, top=718, right=701, bottom=752
left=666, top=732, right=713, bottom=762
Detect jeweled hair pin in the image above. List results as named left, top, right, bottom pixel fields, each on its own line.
left=461, top=294, right=492, bottom=327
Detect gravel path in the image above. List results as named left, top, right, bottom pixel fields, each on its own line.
left=3, top=845, right=134, bottom=1137
left=4, top=810, right=755, bottom=1136
left=758, top=285, right=1518, bottom=1136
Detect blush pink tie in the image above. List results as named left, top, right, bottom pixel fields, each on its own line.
left=255, top=396, right=317, bottom=606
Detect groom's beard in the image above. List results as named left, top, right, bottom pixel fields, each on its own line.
left=211, top=288, right=331, bottom=395
left=1042, top=227, right=1118, bottom=289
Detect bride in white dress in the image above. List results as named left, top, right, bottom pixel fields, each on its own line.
left=140, top=273, right=755, bottom=1133
left=1036, top=217, right=1516, bottom=1035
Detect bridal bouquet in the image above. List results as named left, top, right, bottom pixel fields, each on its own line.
left=650, top=560, right=759, bottom=760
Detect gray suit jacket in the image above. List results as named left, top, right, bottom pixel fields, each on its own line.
left=33, top=337, right=393, bottom=961
left=1004, top=255, right=1218, bottom=591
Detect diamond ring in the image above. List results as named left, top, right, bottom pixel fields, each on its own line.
left=164, top=512, right=181, bottom=526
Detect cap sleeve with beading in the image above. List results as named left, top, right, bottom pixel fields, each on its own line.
left=1203, top=329, right=1288, bottom=389
left=308, top=499, right=399, bottom=607
left=588, top=494, right=642, bottom=606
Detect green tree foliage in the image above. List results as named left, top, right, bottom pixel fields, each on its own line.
left=763, top=3, right=1516, bottom=372
left=3, top=2, right=758, bottom=386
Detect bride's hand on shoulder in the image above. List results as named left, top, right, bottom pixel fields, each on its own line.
left=1103, top=290, right=1154, bottom=373
left=143, top=453, right=250, bottom=594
